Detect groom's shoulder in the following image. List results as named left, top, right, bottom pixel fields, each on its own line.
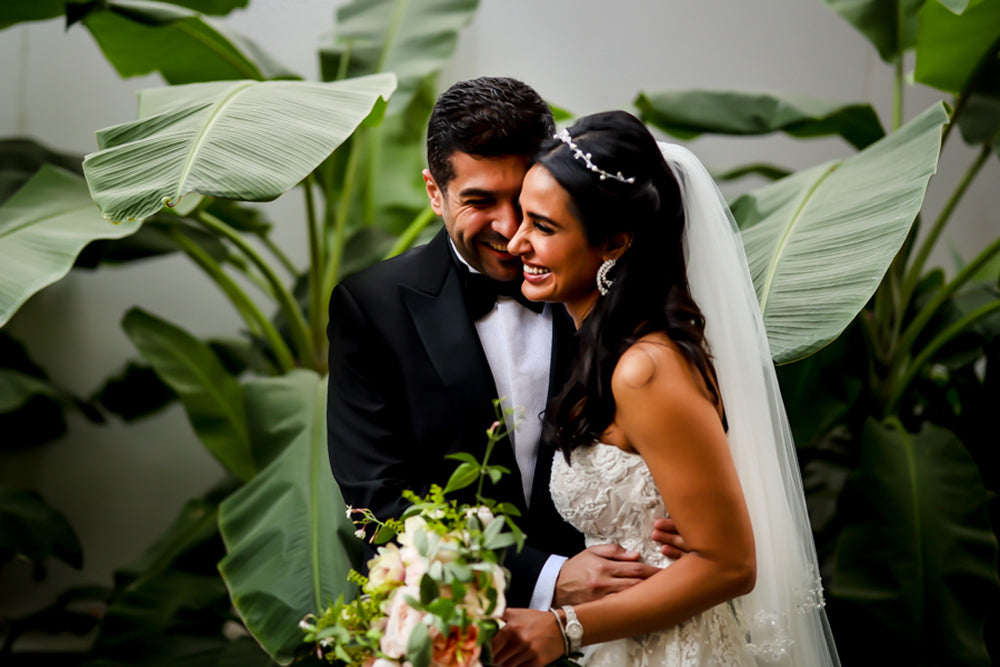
left=337, top=231, right=446, bottom=301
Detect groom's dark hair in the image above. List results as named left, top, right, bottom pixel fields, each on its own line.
left=426, top=76, right=554, bottom=190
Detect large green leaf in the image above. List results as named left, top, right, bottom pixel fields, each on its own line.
left=218, top=370, right=360, bottom=665
left=121, top=308, right=254, bottom=481
left=0, top=485, right=83, bottom=579
left=0, top=138, right=83, bottom=206
left=830, top=420, right=998, bottom=665
left=82, top=73, right=397, bottom=223
left=821, top=0, right=926, bottom=62
left=0, top=165, right=141, bottom=328
left=80, top=0, right=290, bottom=85
left=915, top=0, right=1000, bottom=94
left=320, top=0, right=478, bottom=114
left=636, top=91, right=885, bottom=150
left=957, top=93, right=1000, bottom=154
left=0, top=0, right=84, bottom=29
left=734, top=102, right=948, bottom=363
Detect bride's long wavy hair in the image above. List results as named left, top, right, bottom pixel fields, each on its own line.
left=540, top=111, right=720, bottom=456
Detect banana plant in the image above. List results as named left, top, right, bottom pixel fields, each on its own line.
left=0, top=0, right=479, bottom=662
left=636, top=1, right=1000, bottom=663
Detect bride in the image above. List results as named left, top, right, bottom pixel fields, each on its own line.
left=490, top=111, right=839, bottom=666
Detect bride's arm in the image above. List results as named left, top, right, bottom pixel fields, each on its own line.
left=574, top=341, right=755, bottom=642
left=492, top=341, right=755, bottom=666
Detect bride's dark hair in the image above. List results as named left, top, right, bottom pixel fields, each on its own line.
left=540, top=110, right=720, bottom=456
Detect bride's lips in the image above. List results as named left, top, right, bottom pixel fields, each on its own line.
left=522, top=261, right=551, bottom=284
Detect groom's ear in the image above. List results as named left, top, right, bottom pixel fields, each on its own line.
left=423, top=169, right=445, bottom=216
left=603, top=232, right=634, bottom=261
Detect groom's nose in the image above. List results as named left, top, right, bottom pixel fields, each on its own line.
left=491, top=199, right=521, bottom=240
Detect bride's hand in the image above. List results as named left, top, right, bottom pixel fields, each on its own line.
left=491, top=608, right=565, bottom=667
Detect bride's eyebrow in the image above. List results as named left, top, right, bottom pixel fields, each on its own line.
left=524, top=209, right=562, bottom=228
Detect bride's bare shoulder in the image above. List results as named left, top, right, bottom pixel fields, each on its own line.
left=613, top=332, right=687, bottom=390
left=612, top=332, right=716, bottom=411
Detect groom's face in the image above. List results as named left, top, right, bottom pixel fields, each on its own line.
left=423, top=151, right=530, bottom=283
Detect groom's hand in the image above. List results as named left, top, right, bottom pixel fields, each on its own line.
left=552, top=543, right=660, bottom=606
left=651, top=517, right=689, bottom=560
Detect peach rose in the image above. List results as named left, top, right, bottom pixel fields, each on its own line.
left=429, top=623, right=482, bottom=667
left=379, top=587, right=423, bottom=659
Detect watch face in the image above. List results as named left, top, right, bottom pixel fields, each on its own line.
left=567, top=620, right=583, bottom=639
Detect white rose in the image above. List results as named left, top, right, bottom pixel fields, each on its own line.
left=397, top=515, right=428, bottom=548
left=400, top=544, right=427, bottom=587
left=366, top=542, right=405, bottom=592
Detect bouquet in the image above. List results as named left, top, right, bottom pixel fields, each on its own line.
left=302, top=411, right=526, bottom=667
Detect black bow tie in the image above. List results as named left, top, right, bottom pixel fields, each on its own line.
left=462, top=271, right=544, bottom=320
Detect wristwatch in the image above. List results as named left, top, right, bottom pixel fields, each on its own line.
left=561, top=605, right=583, bottom=653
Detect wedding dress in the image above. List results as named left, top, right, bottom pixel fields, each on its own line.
left=551, top=443, right=757, bottom=667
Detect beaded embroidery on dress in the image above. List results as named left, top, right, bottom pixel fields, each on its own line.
left=550, top=444, right=756, bottom=667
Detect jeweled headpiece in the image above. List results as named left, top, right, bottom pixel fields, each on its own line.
left=553, top=128, right=636, bottom=184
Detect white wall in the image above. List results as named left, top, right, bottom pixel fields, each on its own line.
left=0, top=0, right=994, bottom=645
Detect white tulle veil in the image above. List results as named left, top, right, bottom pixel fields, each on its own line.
left=659, top=142, right=840, bottom=666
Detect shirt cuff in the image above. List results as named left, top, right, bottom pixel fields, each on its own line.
left=528, top=554, right=568, bottom=610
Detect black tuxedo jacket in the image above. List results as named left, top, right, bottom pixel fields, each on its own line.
left=327, top=228, right=584, bottom=606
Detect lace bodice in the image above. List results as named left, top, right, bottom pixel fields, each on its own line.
left=550, top=444, right=757, bottom=667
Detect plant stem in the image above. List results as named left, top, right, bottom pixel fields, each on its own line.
left=385, top=206, right=437, bottom=259
left=893, top=58, right=904, bottom=132
left=891, top=234, right=1000, bottom=387
left=886, top=299, right=1000, bottom=414
left=321, top=130, right=366, bottom=321
left=305, top=175, right=326, bottom=353
left=198, top=211, right=316, bottom=369
left=901, top=141, right=993, bottom=309
left=169, top=228, right=295, bottom=373
left=260, top=234, right=297, bottom=276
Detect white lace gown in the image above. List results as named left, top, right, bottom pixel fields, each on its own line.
left=550, top=443, right=757, bottom=667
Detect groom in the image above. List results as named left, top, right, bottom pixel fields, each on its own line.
left=327, top=77, right=672, bottom=609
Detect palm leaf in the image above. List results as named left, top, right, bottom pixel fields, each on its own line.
left=82, top=73, right=397, bottom=223
left=0, top=165, right=140, bottom=328
left=636, top=90, right=885, bottom=150
left=735, top=102, right=949, bottom=364
left=121, top=308, right=254, bottom=481
left=830, top=420, right=998, bottom=664
left=218, top=370, right=360, bottom=665
left=320, top=0, right=478, bottom=114
left=80, top=0, right=282, bottom=84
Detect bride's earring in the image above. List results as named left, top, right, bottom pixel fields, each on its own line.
left=597, top=258, right=616, bottom=296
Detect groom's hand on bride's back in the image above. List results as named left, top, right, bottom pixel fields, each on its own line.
left=651, top=517, right=688, bottom=560
left=552, top=544, right=660, bottom=606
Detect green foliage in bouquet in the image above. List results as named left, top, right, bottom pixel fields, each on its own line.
left=301, top=412, right=528, bottom=667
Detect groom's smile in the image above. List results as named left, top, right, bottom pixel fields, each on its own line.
left=423, top=152, right=530, bottom=283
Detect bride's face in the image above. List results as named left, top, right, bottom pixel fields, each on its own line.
left=509, top=164, right=605, bottom=324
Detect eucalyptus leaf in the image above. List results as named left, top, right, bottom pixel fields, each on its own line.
left=83, top=73, right=397, bottom=223
left=444, top=462, right=479, bottom=494
left=636, top=90, right=884, bottom=150
left=830, top=420, right=998, bottom=665
left=735, top=103, right=948, bottom=363
left=914, top=0, right=1000, bottom=94
left=0, top=165, right=141, bottom=328
left=218, top=370, right=360, bottom=666
left=121, top=307, right=254, bottom=480
left=821, top=0, right=924, bottom=62
left=320, top=0, right=478, bottom=113
left=406, top=620, right=432, bottom=667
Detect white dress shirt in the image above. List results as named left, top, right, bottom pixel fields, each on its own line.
left=451, top=242, right=567, bottom=609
